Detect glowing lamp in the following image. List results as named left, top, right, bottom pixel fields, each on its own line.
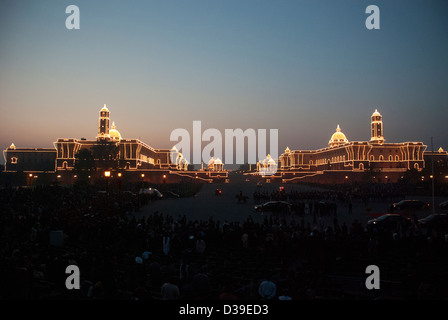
left=118, top=173, right=122, bottom=177
left=104, top=171, right=111, bottom=177
left=141, top=173, right=145, bottom=178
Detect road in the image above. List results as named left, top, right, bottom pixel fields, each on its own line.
left=134, top=174, right=447, bottom=229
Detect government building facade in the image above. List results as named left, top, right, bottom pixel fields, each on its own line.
left=261, top=109, right=448, bottom=184
left=2, top=105, right=228, bottom=185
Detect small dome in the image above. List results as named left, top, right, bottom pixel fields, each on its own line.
left=372, top=109, right=381, bottom=117
left=100, top=104, right=109, bottom=112
left=207, top=157, right=216, bottom=166
left=284, top=147, right=291, bottom=154
left=214, top=158, right=223, bottom=165
left=329, top=125, right=348, bottom=147
left=109, top=122, right=121, bottom=140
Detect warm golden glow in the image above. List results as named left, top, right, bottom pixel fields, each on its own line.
left=163, top=174, right=166, bottom=179
left=104, top=171, right=111, bottom=177
left=141, top=173, right=145, bottom=178
left=118, top=172, right=122, bottom=177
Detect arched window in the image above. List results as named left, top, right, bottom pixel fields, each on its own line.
left=359, top=163, right=364, bottom=170
left=370, top=155, right=374, bottom=161
left=395, top=155, right=399, bottom=161
left=389, top=155, right=393, bottom=161
left=414, top=163, right=419, bottom=170
left=309, top=160, right=313, bottom=165
left=379, top=155, right=384, bottom=161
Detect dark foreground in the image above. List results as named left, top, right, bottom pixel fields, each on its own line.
left=1, top=183, right=447, bottom=300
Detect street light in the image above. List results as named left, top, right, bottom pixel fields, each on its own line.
left=104, top=171, right=111, bottom=177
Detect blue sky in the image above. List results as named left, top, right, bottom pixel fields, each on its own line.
left=1, top=0, right=447, bottom=164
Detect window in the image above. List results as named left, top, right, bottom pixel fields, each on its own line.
left=389, top=155, right=393, bottom=161
left=370, top=155, right=374, bottom=161
left=379, top=155, right=384, bottom=161
left=395, top=155, right=399, bottom=161
left=11, top=157, right=18, bottom=164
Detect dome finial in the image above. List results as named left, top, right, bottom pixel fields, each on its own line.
left=336, top=124, right=341, bottom=132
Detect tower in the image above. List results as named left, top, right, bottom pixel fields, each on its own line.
left=97, top=104, right=110, bottom=140
left=370, top=109, right=385, bottom=144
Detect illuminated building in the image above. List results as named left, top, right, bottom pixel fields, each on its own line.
left=207, top=157, right=224, bottom=171
left=54, top=105, right=183, bottom=172
left=3, top=105, right=227, bottom=184
left=3, top=143, right=56, bottom=173
left=263, top=109, right=448, bottom=183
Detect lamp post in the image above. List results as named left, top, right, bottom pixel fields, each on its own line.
left=117, top=172, right=122, bottom=192
left=431, top=137, right=435, bottom=215
left=104, top=171, right=111, bottom=193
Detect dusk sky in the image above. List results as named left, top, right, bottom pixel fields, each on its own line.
left=1, top=0, right=447, bottom=164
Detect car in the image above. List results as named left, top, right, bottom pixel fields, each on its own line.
left=439, top=200, right=448, bottom=210
left=418, top=214, right=448, bottom=231
left=254, top=201, right=292, bottom=213
left=215, top=188, right=222, bottom=196
left=367, top=214, right=412, bottom=231
left=140, top=188, right=163, bottom=198
left=390, top=199, right=430, bottom=211
left=163, top=191, right=180, bottom=199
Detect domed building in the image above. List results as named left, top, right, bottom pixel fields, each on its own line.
left=207, top=157, right=224, bottom=171
left=272, top=109, right=444, bottom=183
left=257, top=154, right=277, bottom=176
left=329, top=125, right=349, bottom=147
left=109, top=122, right=121, bottom=141
left=51, top=105, right=182, bottom=173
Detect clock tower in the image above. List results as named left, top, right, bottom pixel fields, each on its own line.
left=97, top=104, right=111, bottom=140
left=370, top=109, right=385, bottom=144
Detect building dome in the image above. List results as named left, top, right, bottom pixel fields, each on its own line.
left=372, top=109, right=381, bottom=117
left=109, top=122, right=121, bottom=140
left=329, top=125, right=348, bottom=147
left=100, top=104, right=109, bottom=112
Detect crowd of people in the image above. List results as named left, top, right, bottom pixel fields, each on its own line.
left=1, top=184, right=447, bottom=300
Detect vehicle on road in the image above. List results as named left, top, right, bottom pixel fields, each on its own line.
left=163, top=191, right=180, bottom=199
left=140, top=187, right=163, bottom=198
left=418, top=213, right=448, bottom=232
left=439, top=200, right=448, bottom=210
left=390, top=199, right=429, bottom=212
left=215, top=188, right=222, bottom=196
left=367, top=214, right=413, bottom=231
left=254, top=201, right=292, bottom=213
